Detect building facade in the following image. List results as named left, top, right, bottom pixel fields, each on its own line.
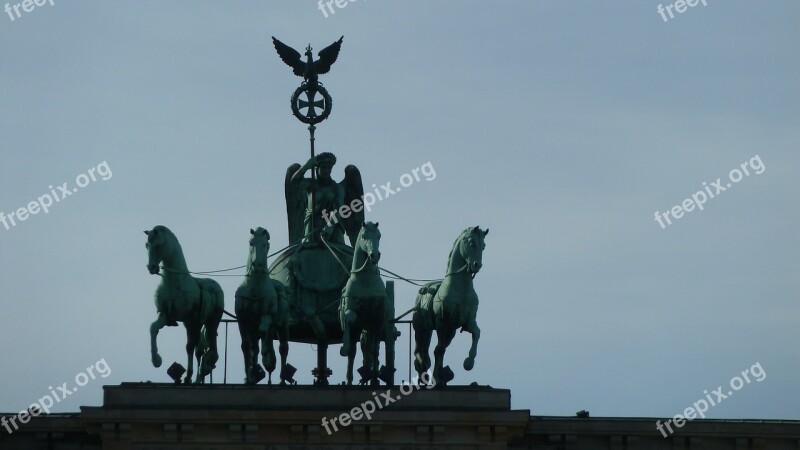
left=1, top=384, right=798, bottom=449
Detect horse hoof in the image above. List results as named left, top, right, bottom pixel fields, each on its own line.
left=463, top=357, right=474, bottom=371
left=340, top=347, right=348, bottom=357
left=152, top=355, right=162, bottom=368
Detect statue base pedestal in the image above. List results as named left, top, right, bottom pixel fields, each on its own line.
left=81, top=383, right=530, bottom=449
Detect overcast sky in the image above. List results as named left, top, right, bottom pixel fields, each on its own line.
left=0, top=1, right=798, bottom=420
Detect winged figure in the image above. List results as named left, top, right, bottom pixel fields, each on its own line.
left=284, top=152, right=364, bottom=247
left=272, top=36, right=344, bottom=88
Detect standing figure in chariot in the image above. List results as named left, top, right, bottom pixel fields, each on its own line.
left=286, top=152, right=365, bottom=246
left=276, top=152, right=371, bottom=384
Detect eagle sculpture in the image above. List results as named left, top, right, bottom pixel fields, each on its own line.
left=272, top=36, right=344, bottom=88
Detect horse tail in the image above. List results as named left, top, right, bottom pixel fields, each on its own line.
left=198, top=326, right=210, bottom=358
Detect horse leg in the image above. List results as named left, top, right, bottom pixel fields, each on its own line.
left=199, top=310, right=222, bottom=382
left=340, top=302, right=356, bottom=357
left=345, top=345, right=354, bottom=386
left=278, top=325, right=289, bottom=385
left=238, top=321, right=252, bottom=384
left=433, top=326, right=457, bottom=386
left=463, top=319, right=481, bottom=371
left=421, top=331, right=433, bottom=382
left=384, top=325, right=396, bottom=386
left=150, top=313, right=167, bottom=368
left=370, top=330, right=381, bottom=386
left=241, top=338, right=251, bottom=384
left=242, top=324, right=255, bottom=384
left=249, top=327, right=259, bottom=383
left=413, top=318, right=433, bottom=380
left=359, top=330, right=374, bottom=385
left=346, top=331, right=358, bottom=386
left=198, top=333, right=215, bottom=383
left=195, top=340, right=206, bottom=384
left=359, top=330, right=368, bottom=383
left=367, top=330, right=381, bottom=386
left=185, top=324, right=200, bottom=384
left=260, top=315, right=276, bottom=382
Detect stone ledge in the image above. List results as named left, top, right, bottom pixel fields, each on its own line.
left=101, top=383, right=512, bottom=411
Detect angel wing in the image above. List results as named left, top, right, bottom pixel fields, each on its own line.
left=339, top=164, right=365, bottom=247
left=272, top=37, right=305, bottom=77
left=314, top=36, right=344, bottom=75
left=285, top=163, right=308, bottom=245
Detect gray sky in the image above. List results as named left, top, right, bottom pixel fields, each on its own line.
left=1, top=1, right=798, bottom=420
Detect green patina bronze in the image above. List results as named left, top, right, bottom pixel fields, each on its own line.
left=269, top=154, right=399, bottom=385
left=235, top=227, right=291, bottom=385
left=413, top=227, right=488, bottom=386
left=145, top=225, right=224, bottom=384
left=269, top=36, right=402, bottom=386
left=142, top=37, right=488, bottom=387
left=272, top=150, right=376, bottom=385
left=272, top=36, right=342, bottom=125
left=339, top=222, right=387, bottom=386
left=286, top=153, right=364, bottom=246
left=362, top=280, right=399, bottom=386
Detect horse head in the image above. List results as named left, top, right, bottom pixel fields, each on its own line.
left=144, top=225, right=173, bottom=275
left=456, top=226, right=489, bottom=277
left=356, top=221, right=381, bottom=264
left=248, top=227, right=271, bottom=275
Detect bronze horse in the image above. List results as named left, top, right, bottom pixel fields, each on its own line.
left=145, top=226, right=224, bottom=384
left=413, top=226, right=488, bottom=386
left=339, top=222, right=387, bottom=385
left=235, top=227, right=290, bottom=384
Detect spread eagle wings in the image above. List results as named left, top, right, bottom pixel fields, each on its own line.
left=271, top=36, right=344, bottom=78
